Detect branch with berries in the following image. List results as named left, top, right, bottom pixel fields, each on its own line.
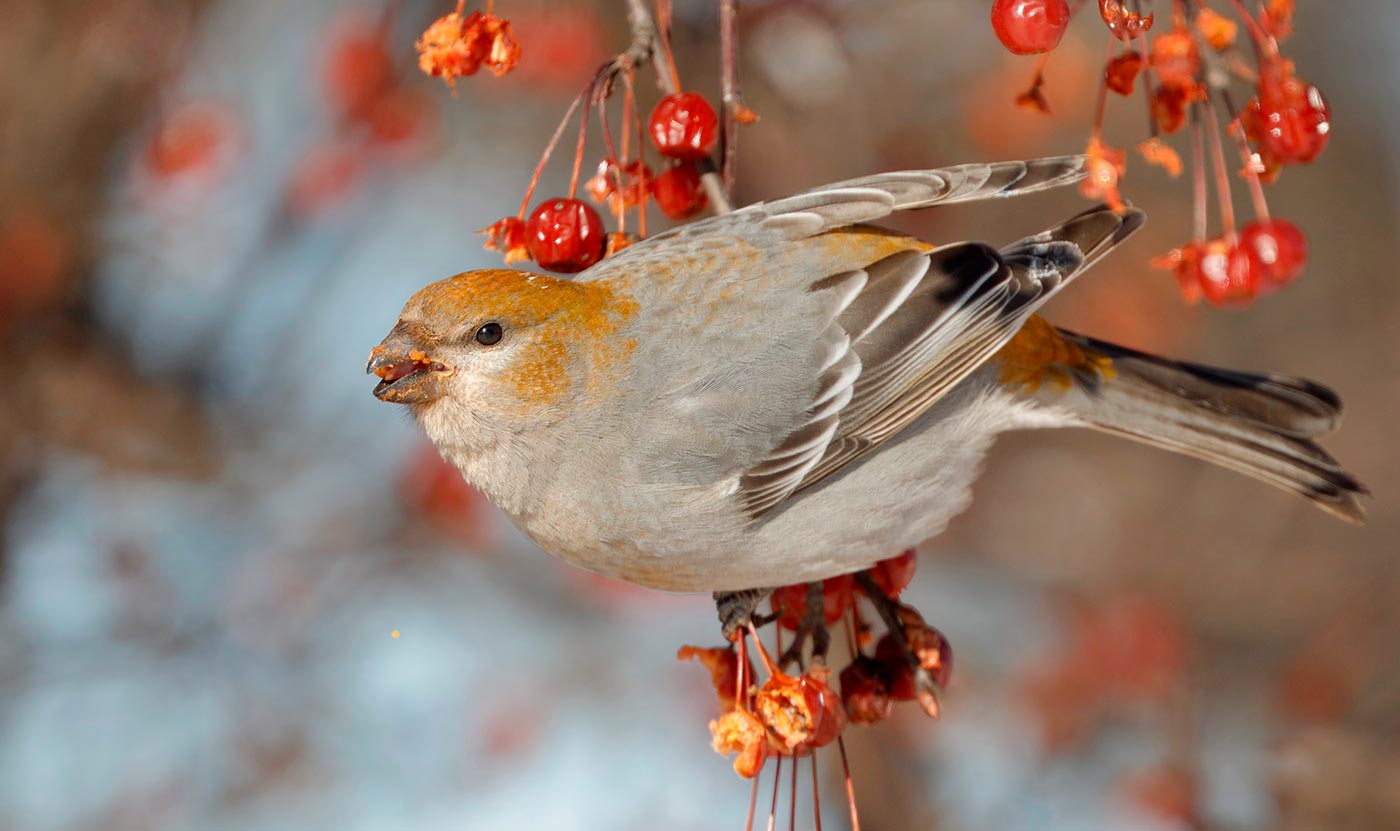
left=406, top=2, right=1338, bottom=826
left=993, top=0, right=1325, bottom=307
left=418, top=0, right=748, bottom=273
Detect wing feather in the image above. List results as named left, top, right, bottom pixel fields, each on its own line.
left=736, top=204, right=1146, bottom=518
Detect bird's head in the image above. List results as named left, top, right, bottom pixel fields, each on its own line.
left=367, top=269, right=637, bottom=440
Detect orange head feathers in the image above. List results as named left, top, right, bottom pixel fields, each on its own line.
left=369, top=269, right=638, bottom=413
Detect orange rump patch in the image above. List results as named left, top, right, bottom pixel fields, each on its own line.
left=996, top=315, right=1114, bottom=393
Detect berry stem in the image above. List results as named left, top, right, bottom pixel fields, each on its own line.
left=518, top=85, right=588, bottom=218
left=1191, top=101, right=1208, bottom=241
left=1221, top=89, right=1272, bottom=221
left=745, top=775, right=760, bottom=831
left=720, top=0, right=741, bottom=192
left=568, top=83, right=595, bottom=199
left=653, top=0, right=683, bottom=92
left=1091, top=33, right=1115, bottom=139
left=1135, top=13, right=1159, bottom=139
left=768, top=756, right=783, bottom=831
left=737, top=630, right=750, bottom=709
left=838, top=736, right=862, bottom=831
left=788, top=758, right=798, bottom=831
left=1204, top=97, right=1237, bottom=237
left=1226, top=0, right=1279, bottom=60
left=748, top=622, right=778, bottom=678
left=811, top=753, right=823, bottom=831
left=622, top=0, right=733, bottom=214
left=624, top=71, right=650, bottom=237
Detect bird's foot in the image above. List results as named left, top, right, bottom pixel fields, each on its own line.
left=713, top=588, right=773, bottom=640
left=854, top=571, right=951, bottom=718
left=776, top=582, right=833, bottom=670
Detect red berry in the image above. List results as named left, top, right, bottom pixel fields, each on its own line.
left=525, top=198, right=606, bottom=273
left=772, top=575, right=855, bottom=631
left=1238, top=219, right=1308, bottom=289
left=874, top=635, right=918, bottom=700
left=874, top=623, right=954, bottom=699
left=1104, top=51, right=1145, bottom=96
left=991, top=0, right=1071, bottom=56
left=1192, top=238, right=1258, bottom=307
left=866, top=549, right=917, bottom=598
left=651, top=161, right=708, bottom=219
left=1242, top=61, right=1331, bottom=168
left=647, top=92, right=719, bottom=160
left=839, top=657, right=892, bottom=725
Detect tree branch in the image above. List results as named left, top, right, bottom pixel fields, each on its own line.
left=616, top=0, right=734, bottom=214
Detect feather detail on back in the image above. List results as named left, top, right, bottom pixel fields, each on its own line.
left=737, top=203, right=1145, bottom=519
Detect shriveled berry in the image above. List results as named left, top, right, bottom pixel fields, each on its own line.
left=1105, top=52, right=1145, bottom=96
left=1239, top=219, right=1308, bottom=289
left=1150, top=29, right=1199, bottom=88
left=652, top=161, right=709, bottom=219
left=991, top=0, right=1071, bottom=56
left=874, top=634, right=917, bottom=701
left=525, top=198, right=606, bottom=273
left=586, top=159, right=652, bottom=213
left=648, top=92, right=719, bottom=160
left=839, top=657, right=892, bottom=725
left=755, top=668, right=847, bottom=753
left=478, top=216, right=530, bottom=265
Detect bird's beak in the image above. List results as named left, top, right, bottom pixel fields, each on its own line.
left=367, top=325, right=453, bottom=405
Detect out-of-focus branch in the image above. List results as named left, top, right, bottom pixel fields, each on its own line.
left=720, top=0, right=740, bottom=192
left=616, top=0, right=733, bottom=214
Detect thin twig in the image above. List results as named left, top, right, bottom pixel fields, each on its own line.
left=619, top=0, right=733, bottom=214
left=719, top=0, right=740, bottom=190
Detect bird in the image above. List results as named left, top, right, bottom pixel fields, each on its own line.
left=368, top=155, right=1366, bottom=618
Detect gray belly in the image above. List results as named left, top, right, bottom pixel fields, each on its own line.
left=538, top=377, right=1037, bottom=592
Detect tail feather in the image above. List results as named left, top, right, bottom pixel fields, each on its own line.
left=1054, top=329, right=1368, bottom=524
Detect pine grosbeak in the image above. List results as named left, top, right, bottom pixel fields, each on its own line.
left=369, top=156, right=1365, bottom=600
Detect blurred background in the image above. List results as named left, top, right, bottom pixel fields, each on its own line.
left=1, top=1, right=1396, bottom=829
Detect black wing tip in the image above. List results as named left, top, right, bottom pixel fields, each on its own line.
left=1308, top=478, right=1370, bottom=525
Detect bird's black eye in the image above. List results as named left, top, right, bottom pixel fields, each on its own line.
left=475, top=322, right=504, bottom=346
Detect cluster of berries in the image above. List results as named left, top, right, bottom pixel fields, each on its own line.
left=682, top=551, right=952, bottom=785
left=416, top=1, right=521, bottom=88
left=479, top=90, right=719, bottom=274
left=415, top=2, right=736, bottom=274
left=991, top=0, right=1325, bottom=308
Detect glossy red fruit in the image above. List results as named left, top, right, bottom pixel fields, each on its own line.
left=866, top=549, right=917, bottom=598
left=772, top=575, right=855, bottom=631
left=1242, top=61, right=1331, bottom=167
left=648, top=92, right=719, bottom=160
left=525, top=198, right=606, bottom=273
left=1239, top=219, right=1308, bottom=289
left=652, top=161, right=708, bottom=219
left=991, top=0, right=1071, bottom=56
left=1193, top=238, right=1258, bottom=307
